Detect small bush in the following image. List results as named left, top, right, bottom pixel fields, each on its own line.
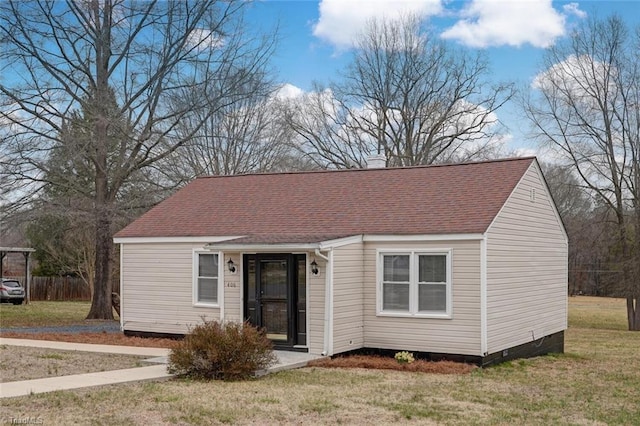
left=394, top=351, right=415, bottom=364
left=168, top=320, right=276, bottom=381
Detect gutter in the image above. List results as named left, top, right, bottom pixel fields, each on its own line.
left=315, top=248, right=333, bottom=357
left=204, top=242, right=321, bottom=252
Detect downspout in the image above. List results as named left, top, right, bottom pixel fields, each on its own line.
left=315, top=248, right=333, bottom=356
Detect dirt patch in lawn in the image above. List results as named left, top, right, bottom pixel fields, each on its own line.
left=0, top=346, right=149, bottom=382
left=0, top=331, right=178, bottom=349
left=308, top=354, right=476, bottom=374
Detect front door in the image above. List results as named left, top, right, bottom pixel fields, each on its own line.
left=243, top=254, right=306, bottom=348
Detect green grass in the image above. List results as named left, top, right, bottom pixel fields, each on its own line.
left=38, top=353, right=66, bottom=360
left=568, top=295, right=628, bottom=330
left=1, top=297, right=639, bottom=425
left=0, top=301, right=92, bottom=328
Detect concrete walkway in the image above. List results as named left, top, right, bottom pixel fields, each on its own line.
left=0, top=365, right=172, bottom=399
left=0, top=338, right=170, bottom=357
left=0, top=338, right=323, bottom=398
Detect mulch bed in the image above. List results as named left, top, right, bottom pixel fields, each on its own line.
left=0, top=331, right=178, bottom=348
left=308, top=354, right=477, bottom=374
left=1, top=332, right=475, bottom=374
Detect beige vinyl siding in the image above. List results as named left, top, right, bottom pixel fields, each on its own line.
left=363, top=240, right=482, bottom=355
left=331, top=242, right=365, bottom=354
left=308, top=254, right=326, bottom=355
left=223, top=252, right=242, bottom=322
left=121, top=243, right=230, bottom=334
left=486, top=162, right=568, bottom=354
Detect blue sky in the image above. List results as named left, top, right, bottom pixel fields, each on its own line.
left=246, top=0, right=640, bottom=157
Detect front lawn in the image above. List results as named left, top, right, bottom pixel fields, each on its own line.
left=0, top=301, right=94, bottom=328
left=1, top=296, right=639, bottom=425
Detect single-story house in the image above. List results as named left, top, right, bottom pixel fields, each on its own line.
left=114, top=157, right=567, bottom=365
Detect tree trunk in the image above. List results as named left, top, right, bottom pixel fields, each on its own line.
left=86, top=0, right=114, bottom=320
left=85, top=117, right=114, bottom=320
left=614, top=210, right=638, bottom=331
left=86, top=201, right=114, bottom=320
left=627, top=297, right=640, bottom=331
left=628, top=297, right=640, bottom=331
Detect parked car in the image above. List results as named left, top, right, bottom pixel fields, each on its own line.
left=1, top=278, right=25, bottom=305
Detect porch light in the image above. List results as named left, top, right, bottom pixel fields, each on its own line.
left=227, top=258, right=236, bottom=273
left=311, top=259, right=319, bottom=275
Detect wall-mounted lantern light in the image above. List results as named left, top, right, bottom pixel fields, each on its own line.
left=311, top=259, right=319, bottom=275
left=227, top=258, right=236, bottom=273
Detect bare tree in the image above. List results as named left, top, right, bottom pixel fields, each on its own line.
left=279, top=85, right=373, bottom=169
left=26, top=209, right=97, bottom=296
left=0, top=0, right=276, bottom=319
left=165, top=80, right=299, bottom=179
left=524, top=15, right=640, bottom=330
left=283, top=15, right=513, bottom=168
left=542, top=163, right=600, bottom=296
left=542, top=163, right=593, bottom=219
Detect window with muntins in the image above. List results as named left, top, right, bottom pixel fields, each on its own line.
left=195, top=252, right=218, bottom=304
left=379, top=250, right=451, bottom=317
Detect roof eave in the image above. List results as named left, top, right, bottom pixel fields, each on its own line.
left=204, top=242, right=322, bottom=251
left=113, top=236, right=245, bottom=244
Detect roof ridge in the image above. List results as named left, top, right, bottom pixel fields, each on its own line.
left=195, top=156, right=537, bottom=180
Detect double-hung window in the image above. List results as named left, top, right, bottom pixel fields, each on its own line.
left=378, top=250, right=451, bottom=318
left=194, top=251, right=219, bottom=306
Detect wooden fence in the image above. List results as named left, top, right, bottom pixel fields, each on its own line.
left=5, top=276, right=119, bottom=301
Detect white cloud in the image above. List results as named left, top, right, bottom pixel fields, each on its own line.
left=274, top=83, right=304, bottom=101
left=511, top=147, right=539, bottom=158
left=563, top=2, right=587, bottom=19
left=531, top=54, right=612, bottom=96
left=313, top=0, right=442, bottom=49
left=440, top=0, right=569, bottom=48
left=186, top=28, right=225, bottom=51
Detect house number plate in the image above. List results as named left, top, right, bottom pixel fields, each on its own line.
left=225, top=282, right=237, bottom=288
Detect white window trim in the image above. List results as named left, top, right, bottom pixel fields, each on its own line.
left=376, top=248, right=452, bottom=319
left=192, top=249, right=223, bottom=308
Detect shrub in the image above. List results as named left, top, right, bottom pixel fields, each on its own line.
left=394, top=351, right=415, bottom=364
left=168, top=320, right=276, bottom=381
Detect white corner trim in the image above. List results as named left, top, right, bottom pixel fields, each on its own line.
left=119, top=244, right=124, bottom=332
left=305, top=255, right=311, bottom=353
left=480, top=236, right=488, bottom=356
left=320, top=249, right=334, bottom=356
left=219, top=252, right=225, bottom=320
left=114, top=236, right=245, bottom=244
left=363, top=234, right=484, bottom=242
left=328, top=250, right=334, bottom=356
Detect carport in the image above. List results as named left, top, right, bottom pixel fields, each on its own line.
left=0, top=247, right=35, bottom=304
